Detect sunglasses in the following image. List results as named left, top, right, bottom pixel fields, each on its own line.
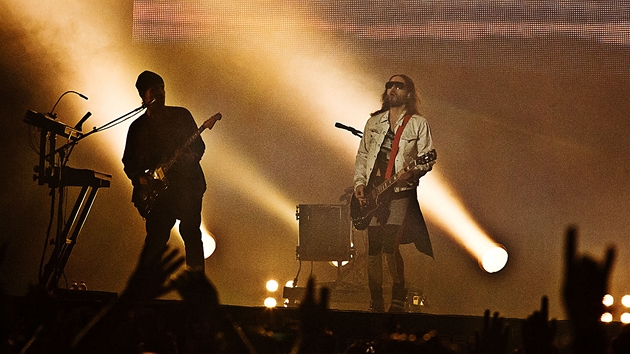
left=385, top=81, right=406, bottom=90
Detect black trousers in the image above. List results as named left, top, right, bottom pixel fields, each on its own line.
left=144, top=191, right=204, bottom=270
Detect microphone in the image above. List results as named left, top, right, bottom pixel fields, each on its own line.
left=335, top=122, right=363, bottom=137
left=49, top=91, right=89, bottom=117
left=74, top=111, right=92, bottom=131
left=142, top=99, right=156, bottom=108
left=75, top=92, right=88, bottom=100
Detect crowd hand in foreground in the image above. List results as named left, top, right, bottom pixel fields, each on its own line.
left=121, top=245, right=185, bottom=302
left=519, top=296, right=558, bottom=354
left=168, top=266, right=232, bottom=353
left=71, top=245, right=185, bottom=352
left=290, top=276, right=335, bottom=354
left=170, top=265, right=219, bottom=316
left=562, top=226, right=615, bottom=354
left=470, top=310, right=509, bottom=354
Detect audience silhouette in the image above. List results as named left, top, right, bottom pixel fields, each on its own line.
left=0, top=225, right=627, bottom=353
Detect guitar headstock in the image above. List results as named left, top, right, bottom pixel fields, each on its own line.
left=202, top=112, right=222, bottom=130
left=419, top=149, right=437, bottom=164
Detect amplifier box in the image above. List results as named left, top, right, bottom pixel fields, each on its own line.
left=296, top=204, right=352, bottom=262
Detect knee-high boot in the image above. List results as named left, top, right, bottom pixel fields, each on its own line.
left=368, top=254, right=384, bottom=312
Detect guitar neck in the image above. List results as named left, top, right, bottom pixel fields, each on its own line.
left=370, top=149, right=436, bottom=198
left=159, top=125, right=205, bottom=174
left=373, top=160, right=418, bottom=196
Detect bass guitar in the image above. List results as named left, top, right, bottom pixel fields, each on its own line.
left=133, top=112, right=222, bottom=218
left=350, top=149, right=436, bottom=230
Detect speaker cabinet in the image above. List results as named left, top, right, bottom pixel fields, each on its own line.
left=296, top=204, right=351, bottom=261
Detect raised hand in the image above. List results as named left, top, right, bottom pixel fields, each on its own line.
left=562, top=225, right=615, bottom=354
left=71, top=245, right=185, bottom=352
left=170, top=267, right=219, bottom=316
left=291, top=276, right=334, bottom=354
left=562, top=226, right=615, bottom=324
left=122, top=245, right=185, bottom=302
left=471, top=310, right=509, bottom=354
left=300, top=276, right=329, bottom=334
left=521, top=296, right=558, bottom=354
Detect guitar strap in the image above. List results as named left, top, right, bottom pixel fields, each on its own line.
left=384, top=114, right=412, bottom=179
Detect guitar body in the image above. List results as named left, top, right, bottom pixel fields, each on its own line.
left=132, top=174, right=168, bottom=218
left=350, top=149, right=437, bottom=230
left=350, top=187, right=391, bottom=230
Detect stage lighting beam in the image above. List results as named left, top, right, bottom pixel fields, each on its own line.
left=419, top=172, right=509, bottom=272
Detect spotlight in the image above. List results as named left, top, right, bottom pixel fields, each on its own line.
left=601, top=312, right=613, bottom=323
left=201, top=232, right=216, bottom=259
left=266, top=279, right=279, bottom=292
left=621, top=313, right=630, bottom=324
left=622, top=295, right=630, bottom=308
left=480, top=245, right=508, bottom=273
left=603, top=294, right=614, bottom=307
left=264, top=297, right=277, bottom=308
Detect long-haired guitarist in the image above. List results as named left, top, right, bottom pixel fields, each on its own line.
left=122, top=71, right=207, bottom=271
left=353, top=74, right=436, bottom=312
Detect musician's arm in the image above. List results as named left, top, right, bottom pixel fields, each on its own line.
left=185, top=137, right=204, bottom=162
left=122, top=130, right=141, bottom=180
left=122, top=123, right=150, bottom=186
left=354, top=148, right=369, bottom=203
left=411, top=118, right=435, bottom=180
left=147, top=108, right=202, bottom=167
left=353, top=125, right=371, bottom=190
left=398, top=118, right=435, bottom=186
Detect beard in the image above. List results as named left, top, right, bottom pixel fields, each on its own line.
left=385, top=92, right=407, bottom=108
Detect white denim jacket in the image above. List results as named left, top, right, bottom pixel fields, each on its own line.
left=354, top=110, right=435, bottom=193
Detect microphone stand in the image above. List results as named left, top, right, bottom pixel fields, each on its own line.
left=53, top=104, right=146, bottom=155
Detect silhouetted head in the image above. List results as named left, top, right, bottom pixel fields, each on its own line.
left=135, top=71, right=164, bottom=97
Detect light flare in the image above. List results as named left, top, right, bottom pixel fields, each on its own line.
left=266, top=280, right=279, bottom=292
left=481, top=246, right=509, bottom=273
left=200, top=224, right=216, bottom=259
left=419, top=171, right=508, bottom=272
left=170, top=221, right=216, bottom=259
left=5, top=0, right=153, bottom=166
left=283, top=54, right=379, bottom=155
left=264, top=297, right=277, bottom=308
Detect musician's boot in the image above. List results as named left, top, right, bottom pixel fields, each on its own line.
left=389, top=281, right=407, bottom=313
left=385, top=252, right=406, bottom=313
left=368, top=255, right=384, bottom=312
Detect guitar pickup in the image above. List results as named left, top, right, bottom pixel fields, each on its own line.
left=152, top=167, right=166, bottom=181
